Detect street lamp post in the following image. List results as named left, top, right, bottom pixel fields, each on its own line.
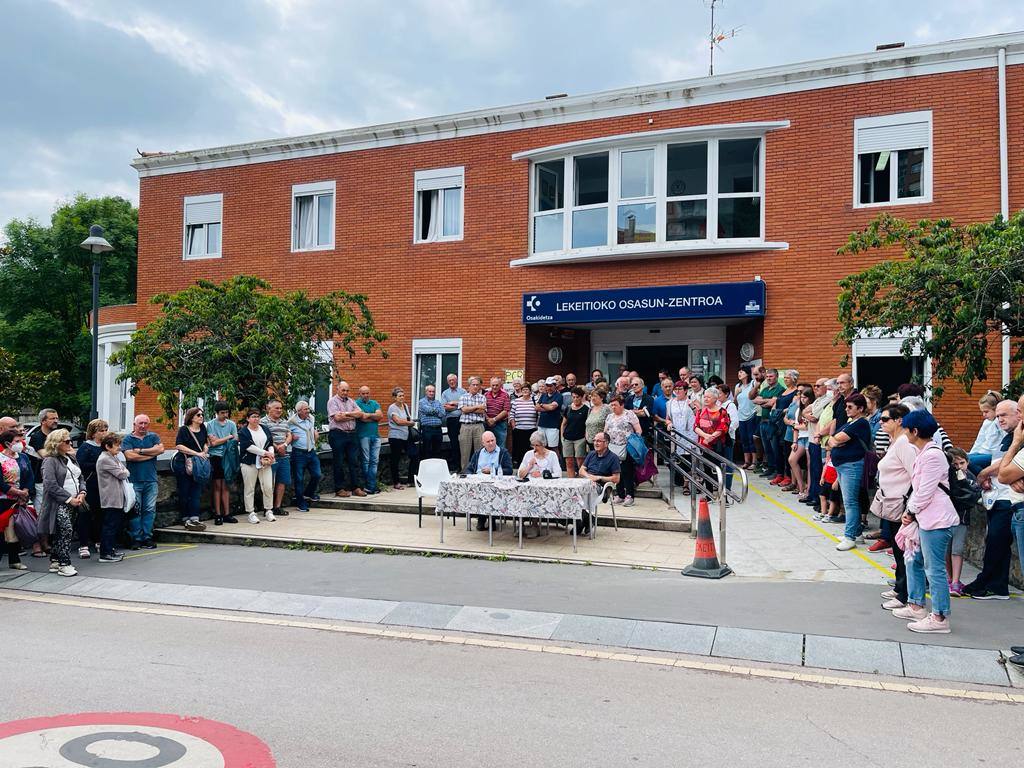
left=80, top=225, right=113, bottom=421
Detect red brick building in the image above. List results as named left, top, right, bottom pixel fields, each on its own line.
left=98, top=32, right=1024, bottom=446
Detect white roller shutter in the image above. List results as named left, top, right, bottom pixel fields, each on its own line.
left=414, top=167, right=464, bottom=192
left=857, top=121, right=930, bottom=153
left=184, top=194, right=222, bottom=225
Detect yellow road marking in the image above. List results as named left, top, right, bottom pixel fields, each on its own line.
left=752, top=488, right=893, bottom=576
left=124, top=544, right=198, bottom=560
left=1, top=590, right=1020, bottom=704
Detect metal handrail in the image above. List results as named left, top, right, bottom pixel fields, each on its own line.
left=652, top=424, right=749, bottom=568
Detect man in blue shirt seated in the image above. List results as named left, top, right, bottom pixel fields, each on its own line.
left=463, top=430, right=514, bottom=530
left=578, top=431, right=622, bottom=536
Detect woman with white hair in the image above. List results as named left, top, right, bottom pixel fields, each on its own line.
left=517, top=431, right=562, bottom=479
left=40, top=428, right=86, bottom=577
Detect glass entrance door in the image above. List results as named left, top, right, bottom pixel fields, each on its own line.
left=627, top=345, right=689, bottom=389
left=596, top=350, right=625, bottom=383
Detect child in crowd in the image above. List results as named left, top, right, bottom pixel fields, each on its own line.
left=814, top=460, right=841, bottom=523
left=945, top=447, right=981, bottom=596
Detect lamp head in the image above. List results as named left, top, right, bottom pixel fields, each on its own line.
left=80, top=225, right=113, bottom=254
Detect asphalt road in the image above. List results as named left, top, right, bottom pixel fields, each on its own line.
left=2, top=599, right=1021, bottom=767
left=45, top=542, right=1024, bottom=650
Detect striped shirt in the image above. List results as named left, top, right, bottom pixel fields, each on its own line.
left=509, top=397, right=538, bottom=431
left=458, top=392, right=486, bottom=424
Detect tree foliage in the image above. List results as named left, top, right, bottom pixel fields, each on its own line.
left=836, top=211, right=1024, bottom=398
left=110, top=275, right=388, bottom=424
left=0, top=194, right=138, bottom=419
left=0, top=346, right=55, bottom=417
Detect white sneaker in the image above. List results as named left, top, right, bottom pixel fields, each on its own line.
left=48, top=562, right=59, bottom=573
left=622, top=495, right=635, bottom=507
left=881, top=598, right=906, bottom=610
left=880, top=589, right=898, bottom=599
left=835, top=538, right=856, bottom=551
left=247, top=512, right=260, bottom=524
left=265, top=509, right=276, bottom=522
left=57, top=565, right=77, bottom=577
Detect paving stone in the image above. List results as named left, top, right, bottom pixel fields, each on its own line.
left=308, top=596, right=399, bottom=623
left=381, top=601, right=463, bottom=629
left=0, top=572, right=47, bottom=589
left=74, top=578, right=151, bottom=600
left=712, top=626, right=804, bottom=665
left=1004, top=652, right=1024, bottom=688
left=446, top=606, right=563, bottom=640
left=551, top=614, right=638, bottom=646
left=58, top=576, right=111, bottom=598
left=129, top=581, right=197, bottom=605
left=8, top=573, right=80, bottom=594
left=245, top=591, right=328, bottom=617
left=803, top=634, right=904, bottom=676
left=900, top=643, right=1009, bottom=686
left=173, top=585, right=261, bottom=611
left=627, top=620, right=716, bottom=655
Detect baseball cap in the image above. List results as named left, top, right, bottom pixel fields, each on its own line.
left=545, top=376, right=557, bottom=385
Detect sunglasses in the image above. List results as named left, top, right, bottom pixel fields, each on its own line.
left=61, top=439, right=71, bottom=444
left=879, top=416, right=895, bottom=423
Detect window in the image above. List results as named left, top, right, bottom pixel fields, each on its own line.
left=533, top=159, right=565, bottom=252
left=293, top=341, right=334, bottom=425
left=854, top=111, right=932, bottom=207
left=527, top=135, right=765, bottom=255
left=183, top=194, right=222, bottom=259
left=411, top=338, right=462, bottom=417
left=292, top=181, right=335, bottom=251
left=415, top=167, right=464, bottom=242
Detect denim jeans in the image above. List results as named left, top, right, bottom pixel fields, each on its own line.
left=360, top=436, right=381, bottom=492
left=328, top=429, right=362, bottom=492
left=1012, top=503, right=1024, bottom=579
left=445, top=418, right=462, bottom=472
left=491, top=421, right=508, bottom=449
left=807, top=442, right=822, bottom=504
left=759, top=419, right=777, bottom=472
left=835, top=459, right=865, bottom=541
left=270, top=453, right=292, bottom=487
left=714, top=438, right=734, bottom=491
left=737, top=418, right=758, bottom=453
left=127, top=479, right=158, bottom=543
left=974, top=500, right=1013, bottom=594
left=291, top=449, right=322, bottom=509
left=967, top=452, right=992, bottom=476
left=907, top=525, right=954, bottom=616
left=174, top=470, right=202, bottom=522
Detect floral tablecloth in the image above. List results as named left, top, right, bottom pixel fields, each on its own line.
left=435, top=475, right=597, bottom=522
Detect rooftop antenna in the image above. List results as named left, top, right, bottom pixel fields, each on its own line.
left=706, top=0, right=742, bottom=76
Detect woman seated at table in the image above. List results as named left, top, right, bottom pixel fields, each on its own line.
left=517, top=431, right=563, bottom=479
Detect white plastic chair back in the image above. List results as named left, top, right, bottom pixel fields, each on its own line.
left=415, top=459, right=451, bottom=498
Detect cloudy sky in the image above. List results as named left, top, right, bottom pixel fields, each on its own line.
left=2, top=0, right=1020, bottom=229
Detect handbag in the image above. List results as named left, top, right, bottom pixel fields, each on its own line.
left=123, top=478, right=137, bottom=514
left=869, top=486, right=910, bottom=522
left=626, top=433, right=648, bottom=464
left=406, top=406, right=421, bottom=443
left=13, top=503, right=39, bottom=548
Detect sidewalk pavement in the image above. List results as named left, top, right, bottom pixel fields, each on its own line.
left=2, top=568, right=1020, bottom=690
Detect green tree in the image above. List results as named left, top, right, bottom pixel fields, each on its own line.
left=0, top=194, right=138, bottom=419
left=836, top=211, right=1024, bottom=398
left=0, top=346, right=56, bottom=416
left=110, top=275, right=388, bottom=424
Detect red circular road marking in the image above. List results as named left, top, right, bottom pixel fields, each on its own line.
left=0, top=712, right=275, bottom=766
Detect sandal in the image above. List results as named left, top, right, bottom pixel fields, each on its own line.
left=78, top=546, right=90, bottom=559
left=31, top=551, right=49, bottom=558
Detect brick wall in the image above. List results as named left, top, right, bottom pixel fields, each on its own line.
left=128, top=66, right=1020, bottom=447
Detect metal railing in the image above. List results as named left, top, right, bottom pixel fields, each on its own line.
left=652, top=425, right=749, bottom=567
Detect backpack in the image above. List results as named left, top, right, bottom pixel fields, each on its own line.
left=945, top=466, right=981, bottom=525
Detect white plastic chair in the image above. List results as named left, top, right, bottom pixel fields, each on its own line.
left=590, top=482, right=618, bottom=539
left=414, top=459, right=453, bottom=529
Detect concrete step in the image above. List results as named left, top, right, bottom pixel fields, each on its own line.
left=311, top=495, right=689, bottom=532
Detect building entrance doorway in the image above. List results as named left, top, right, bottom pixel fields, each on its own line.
left=627, top=345, right=689, bottom=389
left=855, top=355, right=925, bottom=401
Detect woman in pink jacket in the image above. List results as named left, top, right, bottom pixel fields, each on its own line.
left=892, top=410, right=961, bottom=634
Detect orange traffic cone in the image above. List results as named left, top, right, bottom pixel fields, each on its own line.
left=682, top=497, right=732, bottom=579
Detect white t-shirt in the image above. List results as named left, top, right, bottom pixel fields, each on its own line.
left=519, top=449, right=562, bottom=478
left=1008, top=451, right=1024, bottom=504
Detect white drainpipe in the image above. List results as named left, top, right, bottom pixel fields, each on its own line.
left=999, top=48, right=1010, bottom=389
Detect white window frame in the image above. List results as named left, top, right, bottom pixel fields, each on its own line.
left=852, top=111, right=933, bottom=209
left=531, top=159, right=566, bottom=253
left=182, top=193, right=223, bottom=260
left=528, top=136, right=766, bottom=257
left=414, top=166, right=464, bottom=243
left=410, top=338, right=462, bottom=418
left=291, top=181, right=336, bottom=252
left=851, top=326, right=933, bottom=403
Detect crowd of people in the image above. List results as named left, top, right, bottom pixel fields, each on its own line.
left=0, top=362, right=1021, bottom=661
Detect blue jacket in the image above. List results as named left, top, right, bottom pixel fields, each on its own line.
left=464, top=446, right=513, bottom=476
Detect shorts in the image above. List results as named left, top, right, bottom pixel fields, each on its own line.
left=271, top=454, right=292, bottom=486
left=950, top=524, right=968, bottom=556
left=540, top=427, right=560, bottom=451
left=562, top=437, right=587, bottom=458
left=209, top=455, right=224, bottom=480
left=797, top=437, right=808, bottom=448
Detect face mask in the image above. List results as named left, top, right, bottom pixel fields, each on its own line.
left=11, top=441, right=24, bottom=455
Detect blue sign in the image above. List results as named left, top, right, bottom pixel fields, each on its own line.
left=522, top=281, right=766, bottom=324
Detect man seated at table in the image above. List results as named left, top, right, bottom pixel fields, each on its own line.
left=464, top=430, right=514, bottom=530
left=517, top=430, right=562, bottom=479
left=578, top=431, right=621, bottom=536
